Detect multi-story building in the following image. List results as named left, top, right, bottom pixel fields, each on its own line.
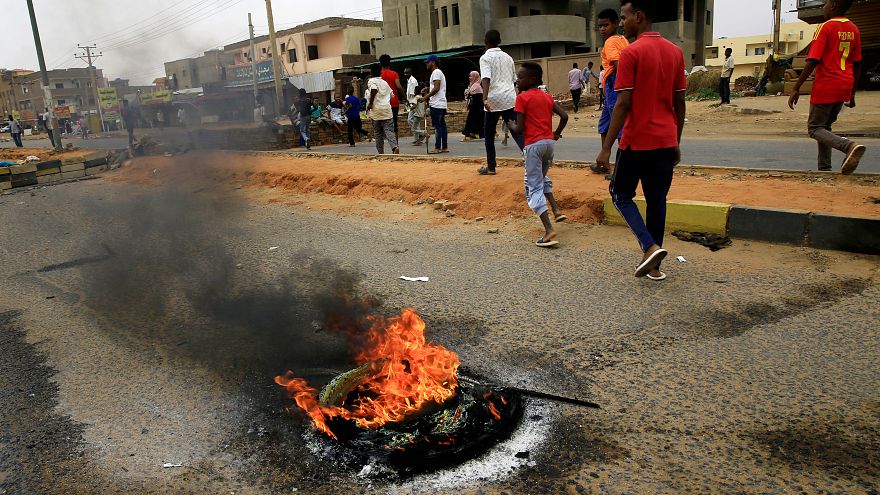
left=376, top=0, right=714, bottom=66
left=224, top=17, right=383, bottom=79
left=164, top=49, right=235, bottom=90
left=705, top=21, right=818, bottom=81
left=2, top=68, right=105, bottom=121
left=0, top=69, right=34, bottom=117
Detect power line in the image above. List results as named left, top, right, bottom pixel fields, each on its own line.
left=86, top=0, right=221, bottom=45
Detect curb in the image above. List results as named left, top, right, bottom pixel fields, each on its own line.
left=602, top=198, right=879, bottom=255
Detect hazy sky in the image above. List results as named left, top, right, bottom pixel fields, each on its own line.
left=4, top=0, right=798, bottom=85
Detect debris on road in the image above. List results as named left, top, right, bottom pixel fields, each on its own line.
left=677, top=256, right=688, bottom=263
left=268, top=246, right=279, bottom=251
left=672, top=231, right=732, bottom=251
left=487, top=228, right=499, bottom=234
left=162, top=463, right=183, bottom=468
left=400, top=276, right=429, bottom=282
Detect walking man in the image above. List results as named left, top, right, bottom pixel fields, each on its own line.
left=788, top=0, right=865, bottom=174
left=295, top=88, right=313, bottom=150
left=568, top=63, right=583, bottom=113
left=420, top=55, right=448, bottom=154
left=7, top=115, right=23, bottom=147
left=596, top=0, right=687, bottom=281
left=122, top=100, right=136, bottom=147
left=344, top=86, right=369, bottom=147
left=720, top=48, right=734, bottom=104
left=367, top=64, right=399, bottom=155
left=43, top=108, right=56, bottom=148
left=379, top=54, right=405, bottom=137
left=592, top=8, right=629, bottom=175
left=583, top=61, right=599, bottom=96
left=478, top=30, right=523, bottom=175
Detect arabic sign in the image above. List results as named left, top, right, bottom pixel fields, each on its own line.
left=226, top=60, right=275, bottom=88
left=54, top=106, right=72, bottom=119
left=140, top=89, right=172, bottom=105
left=98, top=87, right=119, bottom=121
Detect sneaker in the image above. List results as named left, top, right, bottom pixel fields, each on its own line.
left=841, top=143, right=866, bottom=175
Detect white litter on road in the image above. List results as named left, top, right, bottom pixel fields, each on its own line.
left=268, top=246, right=279, bottom=251
left=677, top=256, right=688, bottom=263
left=162, top=463, right=183, bottom=468
left=399, top=276, right=429, bottom=282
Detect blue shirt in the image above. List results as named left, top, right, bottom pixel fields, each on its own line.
left=344, top=95, right=361, bottom=119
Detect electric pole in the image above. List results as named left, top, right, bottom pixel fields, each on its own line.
left=76, top=45, right=105, bottom=133
left=264, top=0, right=284, bottom=117
left=772, top=0, right=782, bottom=56
left=25, top=0, right=62, bottom=151
left=248, top=13, right=259, bottom=109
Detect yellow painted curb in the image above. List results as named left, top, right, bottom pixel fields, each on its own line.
left=36, top=167, right=61, bottom=177
left=10, top=163, right=37, bottom=175
left=603, top=197, right=731, bottom=235
left=0, top=167, right=9, bottom=175
left=60, top=162, right=85, bottom=173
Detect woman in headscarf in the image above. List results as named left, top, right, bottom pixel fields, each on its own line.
left=461, top=70, right=485, bottom=142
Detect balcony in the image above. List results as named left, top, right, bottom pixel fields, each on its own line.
left=797, top=0, right=825, bottom=23
left=492, top=15, right=587, bottom=46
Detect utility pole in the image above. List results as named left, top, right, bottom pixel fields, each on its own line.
left=248, top=13, right=259, bottom=108
left=76, top=45, right=105, bottom=133
left=772, top=0, right=783, bottom=56
left=25, top=0, right=62, bottom=151
left=264, top=0, right=284, bottom=117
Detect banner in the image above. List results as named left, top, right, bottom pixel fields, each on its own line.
left=97, top=87, right=119, bottom=121
left=225, top=60, right=275, bottom=88
left=54, top=106, right=72, bottom=119
left=140, top=89, right=172, bottom=105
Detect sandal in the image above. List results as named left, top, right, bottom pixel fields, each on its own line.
left=477, top=167, right=496, bottom=175
left=635, top=248, right=668, bottom=278
left=590, top=163, right=609, bottom=174
left=646, top=271, right=667, bottom=281
left=536, top=237, right=559, bottom=248
left=554, top=214, right=568, bottom=223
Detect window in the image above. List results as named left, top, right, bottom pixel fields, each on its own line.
left=57, top=99, right=66, bottom=105
left=88, top=97, right=95, bottom=105
left=55, top=83, right=63, bottom=89
left=530, top=9, right=541, bottom=15
left=431, top=9, right=439, bottom=29
left=452, top=4, right=460, bottom=25
left=416, top=4, right=420, bottom=32
left=754, top=47, right=766, bottom=55
left=706, top=10, right=712, bottom=25
left=360, top=41, right=371, bottom=55
left=307, top=45, right=319, bottom=60
left=262, top=47, right=267, bottom=54
left=509, top=5, right=518, bottom=17
left=530, top=43, right=551, bottom=59
left=800, top=31, right=804, bottom=40
left=280, top=43, right=286, bottom=53
left=289, top=48, right=297, bottom=63
left=404, top=5, right=409, bottom=34
left=441, top=6, right=448, bottom=27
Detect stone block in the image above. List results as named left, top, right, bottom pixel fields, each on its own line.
left=603, top=197, right=731, bottom=235
left=728, top=206, right=809, bottom=245
left=60, top=162, right=85, bottom=173
left=808, top=213, right=880, bottom=255
left=84, top=165, right=107, bottom=176
left=10, top=163, right=37, bottom=175
left=61, top=170, right=85, bottom=180
left=11, top=171, right=38, bottom=188
left=36, top=159, right=62, bottom=171
left=37, top=173, right=61, bottom=184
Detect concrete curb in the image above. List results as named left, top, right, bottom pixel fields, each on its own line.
left=602, top=197, right=730, bottom=235
left=808, top=213, right=880, bottom=254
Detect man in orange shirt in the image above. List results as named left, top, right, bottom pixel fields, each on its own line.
left=593, top=8, right=629, bottom=175
left=788, top=0, right=865, bottom=174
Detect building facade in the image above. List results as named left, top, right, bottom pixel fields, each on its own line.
left=705, top=21, right=818, bottom=81
left=375, top=0, right=714, bottom=66
left=164, top=49, right=235, bottom=90
left=1, top=68, right=105, bottom=121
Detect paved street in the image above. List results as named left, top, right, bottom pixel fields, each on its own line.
left=0, top=170, right=877, bottom=494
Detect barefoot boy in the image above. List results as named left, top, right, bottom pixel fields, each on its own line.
left=507, top=62, right=569, bottom=248
left=788, top=0, right=865, bottom=174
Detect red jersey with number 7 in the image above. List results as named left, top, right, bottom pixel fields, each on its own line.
left=806, top=17, right=861, bottom=105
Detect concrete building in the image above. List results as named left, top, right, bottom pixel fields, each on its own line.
left=109, top=78, right=159, bottom=100
left=224, top=17, right=383, bottom=78
left=705, top=21, right=818, bottom=81
left=1, top=68, right=105, bottom=121
left=164, top=49, right=235, bottom=90
left=0, top=69, right=34, bottom=118
left=375, top=0, right=714, bottom=66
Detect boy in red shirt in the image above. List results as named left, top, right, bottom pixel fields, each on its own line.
left=508, top=62, right=569, bottom=248
left=596, top=0, right=687, bottom=280
left=788, top=0, right=864, bottom=174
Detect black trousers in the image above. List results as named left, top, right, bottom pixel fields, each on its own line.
left=484, top=108, right=524, bottom=171
left=347, top=115, right=368, bottom=145
left=719, top=77, right=731, bottom=104
left=392, top=106, right=399, bottom=136
left=571, top=88, right=582, bottom=112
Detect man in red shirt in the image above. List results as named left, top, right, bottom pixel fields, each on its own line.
left=379, top=54, right=405, bottom=137
left=508, top=62, right=569, bottom=248
left=596, top=0, right=687, bottom=280
left=788, top=0, right=864, bottom=174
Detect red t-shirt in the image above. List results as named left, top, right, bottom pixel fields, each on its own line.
left=514, top=88, right=555, bottom=146
left=381, top=69, right=400, bottom=108
left=615, top=32, right=686, bottom=151
left=807, top=18, right=862, bottom=105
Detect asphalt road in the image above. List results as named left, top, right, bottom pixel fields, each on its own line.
left=5, top=132, right=879, bottom=174
left=0, top=170, right=878, bottom=494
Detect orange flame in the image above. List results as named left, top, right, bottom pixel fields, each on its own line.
left=275, top=309, right=460, bottom=439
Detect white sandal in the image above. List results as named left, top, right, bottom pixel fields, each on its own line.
left=646, top=271, right=667, bottom=281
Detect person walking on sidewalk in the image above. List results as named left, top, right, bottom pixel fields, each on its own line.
left=367, top=64, right=399, bottom=155
left=569, top=63, right=583, bottom=113
left=596, top=0, right=687, bottom=281
left=583, top=61, right=600, bottom=96
left=507, top=62, right=569, bottom=248
left=344, top=86, right=369, bottom=147
left=592, top=8, right=629, bottom=175
left=295, top=89, right=314, bottom=150
left=720, top=48, right=734, bottom=104
left=462, top=71, right=485, bottom=141
left=379, top=54, right=405, bottom=137
left=478, top=30, right=523, bottom=175
left=420, top=55, right=448, bottom=154
left=788, top=0, right=865, bottom=174
left=7, top=115, right=23, bottom=147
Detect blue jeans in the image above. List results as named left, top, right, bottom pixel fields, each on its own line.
left=523, top=139, right=555, bottom=216
left=12, top=132, right=23, bottom=147
left=484, top=108, right=524, bottom=171
left=430, top=107, right=447, bottom=150
left=609, top=147, right=676, bottom=257
left=299, top=115, right=311, bottom=145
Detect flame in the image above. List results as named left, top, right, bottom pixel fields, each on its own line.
left=483, top=391, right=503, bottom=421
left=275, top=309, right=460, bottom=438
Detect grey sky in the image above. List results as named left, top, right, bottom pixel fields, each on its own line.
left=4, top=0, right=799, bottom=85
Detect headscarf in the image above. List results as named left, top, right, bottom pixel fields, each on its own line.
left=466, top=71, right=482, bottom=96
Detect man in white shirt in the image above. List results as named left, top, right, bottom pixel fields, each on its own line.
left=478, top=30, right=522, bottom=175
left=404, top=67, right=421, bottom=145
left=582, top=61, right=599, bottom=95
left=720, top=48, right=734, bottom=104
left=568, top=63, right=584, bottom=113
left=420, top=54, right=448, bottom=153
left=367, top=63, right=398, bottom=154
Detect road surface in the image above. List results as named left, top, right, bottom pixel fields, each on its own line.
left=0, top=165, right=878, bottom=494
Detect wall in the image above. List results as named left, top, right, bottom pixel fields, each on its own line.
left=705, top=21, right=817, bottom=81
left=516, top=53, right=602, bottom=95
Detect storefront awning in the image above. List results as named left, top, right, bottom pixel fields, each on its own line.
left=352, top=49, right=479, bottom=68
